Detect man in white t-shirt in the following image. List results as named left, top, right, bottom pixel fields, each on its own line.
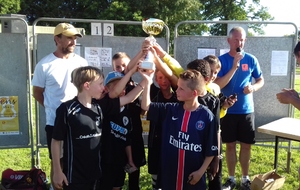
left=31, top=23, right=88, bottom=190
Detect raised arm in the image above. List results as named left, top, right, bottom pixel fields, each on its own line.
left=214, top=67, right=237, bottom=89
left=214, top=53, right=242, bottom=89
left=140, top=69, right=155, bottom=111
left=153, top=42, right=184, bottom=78
left=119, top=80, right=145, bottom=107
left=109, top=64, right=139, bottom=99
left=151, top=47, right=178, bottom=88
left=124, top=39, right=150, bottom=74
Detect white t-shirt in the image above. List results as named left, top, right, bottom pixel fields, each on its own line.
left=32, top=53, right=88, bottom=126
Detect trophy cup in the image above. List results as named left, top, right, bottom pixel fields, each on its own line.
left=141, top=18, right=164, bottom=70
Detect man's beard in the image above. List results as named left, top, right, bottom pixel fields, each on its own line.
left=61, top=46, right=74, bottom=54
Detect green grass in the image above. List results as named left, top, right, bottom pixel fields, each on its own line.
left=2, top=144, right=300, bottom=189
left=1, top=74, right=300, bottom=189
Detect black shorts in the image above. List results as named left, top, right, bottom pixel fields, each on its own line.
left=100, top=163, right=126, bottom=189
left=45, top=125, right=53, bottom=159
left=147, top=138, right=161, bottom=175
left=221, top=113, right=255, bottom=144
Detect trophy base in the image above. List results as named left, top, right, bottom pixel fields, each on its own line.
left=140, top=61, right=155, bottom=70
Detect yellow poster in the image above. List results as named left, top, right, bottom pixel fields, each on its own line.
left=140, top=114, right=150, bottom=135
left=0, top=96, right=19, bottom=135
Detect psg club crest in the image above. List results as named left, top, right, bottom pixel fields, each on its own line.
left=195, top=120, right=205, bottom=131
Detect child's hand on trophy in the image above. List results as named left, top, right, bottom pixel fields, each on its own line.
left=141, top=38, right=152, bottom=55
left=153, top=42, right=166, bottom=58
left=139, top=65, right=155, bottom=82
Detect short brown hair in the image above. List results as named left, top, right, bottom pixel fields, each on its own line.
left=71, top=66, right=104, bottom=92
left=112, top=52, right=130, bottom=61
left=203, top=55, right=221, bottom=70
left=179, top=70, right=205, bottom=94
left=187, top=59, right=210, bottom=79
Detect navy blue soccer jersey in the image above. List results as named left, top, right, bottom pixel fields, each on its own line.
left=148, top=102, right=218, bottom=190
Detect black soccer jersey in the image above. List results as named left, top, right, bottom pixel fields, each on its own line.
left=53, top=97, right=103, bottom=183
left=125, top=83, right=146, bottom=167
left=126, top=101, right=146, bottom=167
left=97, top=94, right=131, bottom=166
left=198, top=92, right=221, bottom=131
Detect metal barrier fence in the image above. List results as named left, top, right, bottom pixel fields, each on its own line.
left=0, top=16, right=34, bottom=167
left=173, top=20, right=298, bottom=141
left=1, top=17, right=300, bottom=169
left=32, top=18, right=170, bottom=167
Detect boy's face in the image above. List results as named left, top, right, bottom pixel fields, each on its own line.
left=88, top=77, right=105, bottom=99
left=176, top=79, right=195, bottom=101
left=209, top=64, right=220, bottom=83
left=155, top=70, right=171, bottom=90
left=113, top=57, right=130, bottom=72
left=106, top=79, right=126, bottom=97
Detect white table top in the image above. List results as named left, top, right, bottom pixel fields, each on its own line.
left=257, top=117, right=300, bottom=141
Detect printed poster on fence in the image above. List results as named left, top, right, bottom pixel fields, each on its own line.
left=271, top=50, right=288, bottom=76
left=0, top=96, right=19, bottom=135
left=140, top=115, right=149, bottom=135
left=85, top=47, right=112, bottom=68
left=197, top=48, right=216, bottom=59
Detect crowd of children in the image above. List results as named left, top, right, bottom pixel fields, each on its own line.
left=29, top=22, right=265, bottom=190
left=49, top=36, right=240, bottom=190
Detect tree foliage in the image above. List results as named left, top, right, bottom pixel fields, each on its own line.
left=97, top=0, right=204, bottom=37
left=0, top=0, right=21, bottom=15
left=16, top=0, right=273, bottom=36
left=200, top=0, right=273, bottom=35
left=19, top=0, right=110, bottom=24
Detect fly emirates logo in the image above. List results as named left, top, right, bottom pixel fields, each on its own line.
left=169, top=131, right=202, bottom=152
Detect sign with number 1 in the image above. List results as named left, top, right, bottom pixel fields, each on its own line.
left=91, top=23, right=114, bottom=36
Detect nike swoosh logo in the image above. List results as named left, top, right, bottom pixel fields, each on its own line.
left=172, top=116, right=178, bottom=120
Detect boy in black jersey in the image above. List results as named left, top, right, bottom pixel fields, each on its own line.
left=52, top=66, right=105, bottom=190
left=52, top=65, right=145, bottom=190
left=112, top=52, right=147, bottom=190
left=98, top=67, right=147, bottom=190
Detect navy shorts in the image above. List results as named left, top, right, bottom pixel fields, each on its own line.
left=221, top=113, right=255, bottom=144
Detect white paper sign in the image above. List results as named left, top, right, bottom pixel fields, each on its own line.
left=74, top=43, right=81, bottom=56
left=220, top=49, right=230, bottom=56
left=99, top=48, right=112, bottom=67
left=197, top=48, right=216, bottom=59
left=271, top=51, right=289, bottom=76
left=85, top=47, right=112, bottom=68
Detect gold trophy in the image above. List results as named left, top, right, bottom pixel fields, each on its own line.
left=141, top=18, right=164, bottom=70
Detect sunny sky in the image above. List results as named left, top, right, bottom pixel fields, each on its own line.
left=259, top=0, right=300, bottom=36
